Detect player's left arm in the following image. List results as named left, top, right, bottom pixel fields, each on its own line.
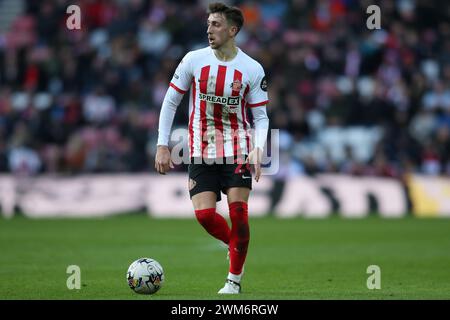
left=245, top=64, right=269, bottom=182
left=247, top=106, right=269, bottom=182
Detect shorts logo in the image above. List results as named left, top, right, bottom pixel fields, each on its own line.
left=189, top=178, right=197, bottom=190
left=230, top=80, right=243, bottom=91
left=199, top=93, right=240, bottom=106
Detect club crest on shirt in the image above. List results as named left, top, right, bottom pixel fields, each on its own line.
left=230, top=80, right=243, bottom=92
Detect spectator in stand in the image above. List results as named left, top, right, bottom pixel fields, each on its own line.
left=0, top=0, right=448, bottom=178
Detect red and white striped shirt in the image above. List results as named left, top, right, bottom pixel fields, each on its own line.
left=165, top=46, right=269, bottom=159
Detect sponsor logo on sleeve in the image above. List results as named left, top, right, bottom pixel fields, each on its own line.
left=260, top=76, right=267, bottom=92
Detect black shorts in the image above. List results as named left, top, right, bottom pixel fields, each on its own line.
left=188, top=157, right=252, bottom=202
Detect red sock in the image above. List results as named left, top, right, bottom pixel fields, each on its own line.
left=228, top=201, right=249, bottom=275
left=195, top=208, right=230, bottom=245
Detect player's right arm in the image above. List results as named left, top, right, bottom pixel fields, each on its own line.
left=155, top=53, right=193, bottom=175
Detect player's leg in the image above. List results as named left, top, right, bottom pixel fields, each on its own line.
left=189, top=162, right=231, bottom=245
left=217, top=187, right=250, bottom=294
left=218, top=158, right=252, bottom=294
left=191, top=191, right=230, bottom=245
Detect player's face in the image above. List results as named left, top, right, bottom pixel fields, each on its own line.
left=207, top=13, right=236, bottom=49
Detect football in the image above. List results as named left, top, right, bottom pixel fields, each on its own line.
left=126, top=258, right=165, bottom=294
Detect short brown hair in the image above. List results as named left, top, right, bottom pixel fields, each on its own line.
left=208, top=2, right=244, bottom=34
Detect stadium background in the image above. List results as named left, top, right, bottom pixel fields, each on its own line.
left=0, top=0, right=450, bottom=299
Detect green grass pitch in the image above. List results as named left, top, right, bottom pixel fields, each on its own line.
left=1, top=214, right=449, bottom=299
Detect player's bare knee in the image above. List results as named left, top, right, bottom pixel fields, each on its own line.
left=226, top=187, right=250, bottom=203
left=192, top=192, right=217, bottom=210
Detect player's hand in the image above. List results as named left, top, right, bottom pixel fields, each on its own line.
left=246, top=147, right=263, bottom=182
left=155, top=145, right=174, bottom=175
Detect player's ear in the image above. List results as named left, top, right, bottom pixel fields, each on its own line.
left=229, top=25, right=238, bottom=37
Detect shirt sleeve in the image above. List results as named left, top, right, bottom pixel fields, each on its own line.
left=246, top=63, right=269, bottom=108
left=169, top=52, right=193, bottom=94
left=250, top=106, right=269, bottom=151
left=157, top=87, right=184, bottom=146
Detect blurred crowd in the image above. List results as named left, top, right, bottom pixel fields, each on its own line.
left=0, top=0, right=449, bottom=178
